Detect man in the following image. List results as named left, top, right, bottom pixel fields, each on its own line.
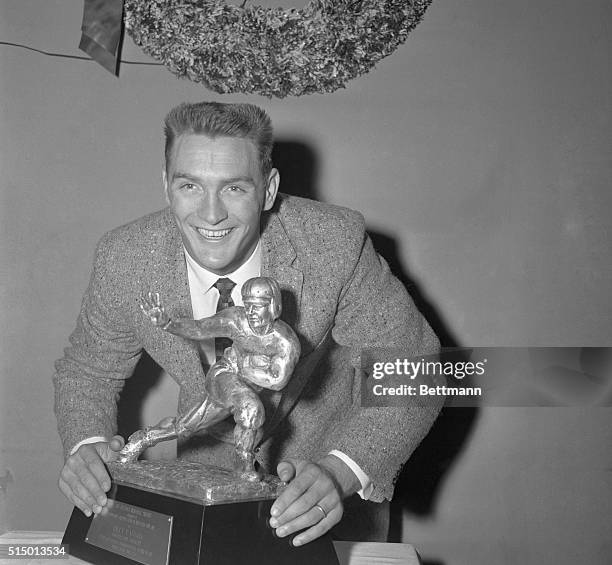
left=54, top=101, right=441, bottom=545
left=119, top=277, right=301, bottom=482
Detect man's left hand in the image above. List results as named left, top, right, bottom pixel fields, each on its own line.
left=269, top=454, right=360, bottom=546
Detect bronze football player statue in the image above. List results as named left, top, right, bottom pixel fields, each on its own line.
left=118, top=277, right=300, bottom=481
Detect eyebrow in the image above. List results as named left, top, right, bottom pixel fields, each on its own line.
left=171, top=172, right=256, bottom=185
left=171, top=171, right=199, bottom=182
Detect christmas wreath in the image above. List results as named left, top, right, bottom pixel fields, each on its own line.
left=124, top=0, right=433, bottom=98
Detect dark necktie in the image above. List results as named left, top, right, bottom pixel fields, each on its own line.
left=213, top=277, right=236, bottom=360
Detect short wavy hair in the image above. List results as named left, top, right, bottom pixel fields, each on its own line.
left=163, top=101, right=274, bottom=178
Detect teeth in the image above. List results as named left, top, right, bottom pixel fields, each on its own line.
left=196, top=227, right=232, bottom=239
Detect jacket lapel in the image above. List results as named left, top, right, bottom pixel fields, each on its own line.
left=259, top=209, right=312, bottom=435
left=260, top=211, right=303, bottom=333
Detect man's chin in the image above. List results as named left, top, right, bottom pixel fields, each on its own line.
left=186, top=237, right=255, bottom=274
left=189, top=251, right=234, bottom=274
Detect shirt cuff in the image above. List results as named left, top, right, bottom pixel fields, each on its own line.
left=328, top=449, right=374, bottom=500
left=69, top=436, right=108, bottom=456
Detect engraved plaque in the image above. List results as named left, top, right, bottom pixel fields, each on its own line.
left=85, top=500, right=172, bottom=565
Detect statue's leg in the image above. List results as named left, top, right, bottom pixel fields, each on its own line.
left=175, top=396, right=229, bottom=438
left=118, top=416, right=178, bottom=463
left=231, top=387, right=265, bottom=481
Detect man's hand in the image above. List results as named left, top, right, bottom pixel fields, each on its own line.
left=140, top=292, right=170, bottom=328
left=269, top=454, right=360, bottom=546
left=58, top=436, right=124, bottom=517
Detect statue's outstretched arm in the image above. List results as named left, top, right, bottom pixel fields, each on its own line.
left=140, top=291, right=235, bottom=340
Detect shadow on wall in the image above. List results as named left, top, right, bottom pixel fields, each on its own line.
left=368, top=234, right=479, bottom=540
left=363, top=177, right=478, bottom=544
left=272, top=140, right=320, bottom=201
left=117, top=352, right=164, bottom=439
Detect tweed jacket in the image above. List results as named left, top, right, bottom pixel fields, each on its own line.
left=54, top=194, right=441, bottom=503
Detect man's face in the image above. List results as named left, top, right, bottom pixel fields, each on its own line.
left=164, top=134, right=279, bottom=275
left=243, top=299, right=274, bottom=333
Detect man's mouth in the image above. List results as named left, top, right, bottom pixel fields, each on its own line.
left=195, top=227, right=233, bottom=240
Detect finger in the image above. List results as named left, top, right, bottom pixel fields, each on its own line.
left=273, top=463, right=339, bottom=525
left=154, top=292, right=161, bottom=307
left=109, top=435, right=125, bottom=452
left=59, top=477, right=92, bottom=517
left=80, top=448, right=112, bottom=493
left=66, top=451, right=107, bottom=506
left=273, top=483, right=321, bottom=526
left=88, top=442, right=120, bottom=481
left=274, top=481, right=340, bottom=529
left=291, top=508, right=342, bottom=547
left=60, top=464, right=102, bottom=513
left=274, top=494, right=340, bottom=538
left=271, top=464, right=317, bottom=520
left=277, top=461, right=296, bottom=482
left=68, top=463, right=106, bottom=510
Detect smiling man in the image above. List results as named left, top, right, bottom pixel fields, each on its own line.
left=164, top=131, right=276, bottom=275
left=54, top=101, right=441, bottom=545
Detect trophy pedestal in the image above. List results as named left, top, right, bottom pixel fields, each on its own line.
left=62, top=461, right=339, bottom=565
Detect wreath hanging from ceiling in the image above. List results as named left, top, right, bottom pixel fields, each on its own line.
left=124, top=0, right=433, bottom=98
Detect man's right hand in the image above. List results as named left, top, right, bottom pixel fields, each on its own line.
left=58, top=436, right=124, bottom=516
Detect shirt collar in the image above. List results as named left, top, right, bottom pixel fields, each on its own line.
left=183, top=242, right=262, bottom=292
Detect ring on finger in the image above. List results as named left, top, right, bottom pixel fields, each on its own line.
left=313, top=504, right=327, bottom=520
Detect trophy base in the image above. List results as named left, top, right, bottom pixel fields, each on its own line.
left=62, top=461, right=339, bottom=565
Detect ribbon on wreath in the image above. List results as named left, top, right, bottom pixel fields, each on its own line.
left=79, top=0, right=125, bottom=75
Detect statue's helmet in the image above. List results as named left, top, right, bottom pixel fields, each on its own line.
left=241, top=277, right=282, bottom=319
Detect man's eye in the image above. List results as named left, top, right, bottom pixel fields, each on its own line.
left=226, top=185, right=244, bottom=193
left=177, top=182, right=200, bottom=192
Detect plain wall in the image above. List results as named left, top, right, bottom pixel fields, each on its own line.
left=1, top=1, right=611, bottom=564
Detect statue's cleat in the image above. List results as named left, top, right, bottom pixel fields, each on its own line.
left=240, top=469, right=262, bottom=482
left=128, top=429, right=147, bottom=443
left=117, top=444, right=142, bottom=464
left=117, top=430, right=149, bottom=463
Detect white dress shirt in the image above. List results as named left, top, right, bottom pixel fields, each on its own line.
left=184, top=241, right=261, bottom=367
left=72, top=242, right=372, bottom=499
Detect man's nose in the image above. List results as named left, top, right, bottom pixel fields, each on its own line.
left=198, top=191, right=227, bottom=225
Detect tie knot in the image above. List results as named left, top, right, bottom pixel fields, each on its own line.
left=214, top=277, right=236, bottom=305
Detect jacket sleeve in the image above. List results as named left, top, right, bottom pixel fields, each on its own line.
left=324, top=214, right=442, bottom=502
left=53, top=233, right=143, bottom=458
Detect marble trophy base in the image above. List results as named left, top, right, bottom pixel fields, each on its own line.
left=62, top=460, right=339, bottom=565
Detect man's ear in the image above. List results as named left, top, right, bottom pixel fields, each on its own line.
left=162, top=168, right=170, bottom=204
left=263, top=168, right=280, bottom=211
